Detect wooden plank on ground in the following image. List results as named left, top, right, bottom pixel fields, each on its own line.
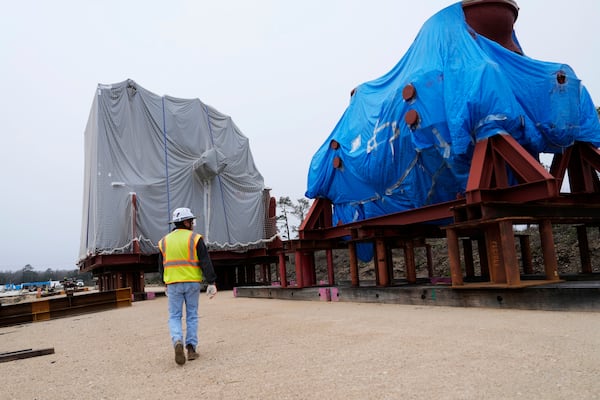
left=0, top=348, right=55, bottom=363
left=0, top=288, right=132, bottom=327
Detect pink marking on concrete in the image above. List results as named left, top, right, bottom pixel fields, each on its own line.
left=318, top=288, right=331, bottom=301
left=330, top=287, right=340, bottom=302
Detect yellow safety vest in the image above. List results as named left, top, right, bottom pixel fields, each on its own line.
left=158, top=229, right=203, bottom=284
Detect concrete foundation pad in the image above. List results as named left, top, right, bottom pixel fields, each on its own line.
left=234, top=281, right=600, bottom=312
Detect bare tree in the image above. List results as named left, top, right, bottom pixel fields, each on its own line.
left=21, top=264, right=34, bottom=283
left=291, top=198, right=311, bottom=235
left=276, top=196, right=293, bottom=240
left=277, top=197, right=313, bottom=239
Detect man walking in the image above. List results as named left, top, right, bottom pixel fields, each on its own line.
left=158, top=207, right=217, bottom=365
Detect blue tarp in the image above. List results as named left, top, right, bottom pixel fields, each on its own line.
left=306, top=3, right=600, bottom=260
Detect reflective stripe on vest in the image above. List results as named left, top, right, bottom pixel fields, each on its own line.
left=158, top=229, right=204, bottom=284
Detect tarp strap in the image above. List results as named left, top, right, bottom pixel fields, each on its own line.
left=385, top=152, right=420, bottom=195
left=162, top=97, right=171, bottom=231
left=203, top=103, right=231, bottom=242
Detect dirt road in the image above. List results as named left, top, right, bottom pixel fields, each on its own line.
left=1, top=292, right=599, bottom=399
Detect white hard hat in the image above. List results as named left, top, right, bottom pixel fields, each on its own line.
left=170, top=207, right=196, bottom=223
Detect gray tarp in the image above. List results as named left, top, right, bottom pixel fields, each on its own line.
left=79, top=79, right=274, bottom=262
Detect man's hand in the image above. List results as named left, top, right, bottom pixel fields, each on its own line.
left=206, top=284, right=217, bottom=299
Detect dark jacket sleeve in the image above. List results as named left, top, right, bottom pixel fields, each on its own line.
left=157, top=251, right=165, bottom=284
left=196, top=238, right=217, bottom=284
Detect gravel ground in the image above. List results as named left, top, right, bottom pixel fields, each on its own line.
left=1, top=291, right=599, bottom=400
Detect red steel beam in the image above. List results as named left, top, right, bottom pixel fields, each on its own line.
left=466, top=135, right=559, bottom=203
left=538, top=220, right=560, bottom=281
left=375, top=239, right=389, bottom=286
left=349, top=242, right=359, bottom=287
left=301, top=200, right=461, bottom=241
left=493, top=134, right=554, bottom=182
left=79, top=253, right=157, bottom=271
left=446, top=228, right=463, bottom=286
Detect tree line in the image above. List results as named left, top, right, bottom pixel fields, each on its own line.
left=0, top=264, right=93, bottom=286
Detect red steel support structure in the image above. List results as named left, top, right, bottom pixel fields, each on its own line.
left=79, top=138, right=600, bottom=294
left=80, top=190, right=284, bottom=295
left=445, top=138, right=600, bottom=288
left=79, top=138, right=600, bottom=296
left=79, top=192, right=155, bottom=299
left=285, top=138, right=600, bottom=290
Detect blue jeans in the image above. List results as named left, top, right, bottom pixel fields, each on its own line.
left=167, top=282, right=201, bottom=348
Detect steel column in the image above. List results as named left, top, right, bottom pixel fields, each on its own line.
left=517, top=234, right=534, bottom=274
left=404, top=241, right=416, bottom=284
left=386, top=245, right=394, bottom=284
left=484, top=221, right=520, bottom=285
left=576, top=225, right=592, bottom=274
left=326, top=249, right=335, bottom=285
left=296, top=252, right=316, bottom=288
left=499, top=220, right=520, bottom=286
left=307, top=252, right=317, bottom=286
left=539, top=220, right=560, bottom=281
left=278, top=253, right=287, bottom=288
left=375, top=239, right=390, bottom=286
left=349, top=243, right=359, bottom=287
left=245, top=265, right=256, bottom=284
left=260, top=264, right=270, bottom=284
left=294, top=251, right=303, bottom=288
left=447, top=228, right=463, bottom=286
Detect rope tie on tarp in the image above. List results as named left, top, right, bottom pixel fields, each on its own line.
left=203, top=103, right=232, bottom=242
left=207, top=233, right=280, bottom=251
left=162, top=97, right=171, bottom=231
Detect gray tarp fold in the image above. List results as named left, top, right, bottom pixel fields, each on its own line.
left=79, top=79, right=274, bottom=262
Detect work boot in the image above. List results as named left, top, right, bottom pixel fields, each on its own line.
left=174, top=340, right=186, bottom=365
left=186, top=344, right=199, bottom=361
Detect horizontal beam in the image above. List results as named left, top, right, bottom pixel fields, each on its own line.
left=0, top=288, right=131, bottom=327
left=453, top=201, right=600, bottom=224
left=301, top=200, right=461, bottom=241
left=79, top=254, right=158, bottom=272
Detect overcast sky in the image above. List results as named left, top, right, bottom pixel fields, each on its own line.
left=1, top=0, right=599, bottom=272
